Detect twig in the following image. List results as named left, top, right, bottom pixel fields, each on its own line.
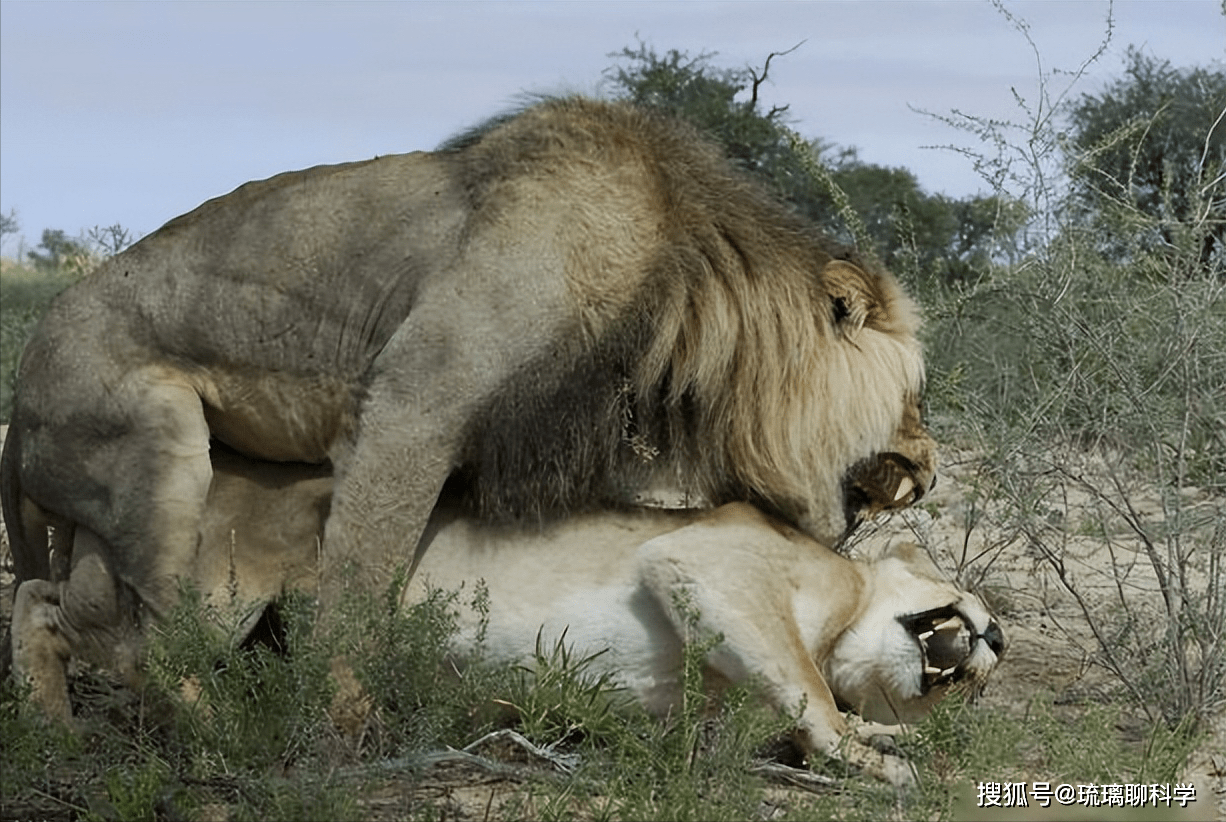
left=463, top=728, right=582, bottom=774
left=747, top=42, right=805, bottom=110
left=749, top=761, right=839, bottom=792
left=26, top=784, right=92, bottom=815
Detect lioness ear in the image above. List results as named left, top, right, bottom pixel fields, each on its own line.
left=821, top=260, right=873, bottom=338
left=881, top=541, right=944, bottom=577
left=882, top=541, right=923, bottom=562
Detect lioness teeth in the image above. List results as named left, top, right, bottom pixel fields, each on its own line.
left=924, top=666, right=942, bottom=676
left=918, top=630, right=934, bottom=641
left=932, top=617, right=963, bottom=633
left=941, top=666, right=957, bottom=677
left=893, top=476, right=915, bottom=502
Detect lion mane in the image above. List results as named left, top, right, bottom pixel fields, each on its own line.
left=453, top=100, right=929, bottom=531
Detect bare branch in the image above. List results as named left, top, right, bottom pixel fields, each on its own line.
left=748, top=41, right=805, bottom=110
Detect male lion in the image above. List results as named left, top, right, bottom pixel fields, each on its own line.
left=2, top=97, right=935, bottom=619
left=11, top=451, right=1001, bottom=786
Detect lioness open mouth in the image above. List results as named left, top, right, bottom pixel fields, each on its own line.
left=898, top=605, right=1003, bottom=694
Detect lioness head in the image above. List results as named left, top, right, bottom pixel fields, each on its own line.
left=825, top=542, right=1005, bottom=724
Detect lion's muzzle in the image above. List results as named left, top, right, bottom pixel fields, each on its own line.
left=899, top=604, right=1005, bottom=695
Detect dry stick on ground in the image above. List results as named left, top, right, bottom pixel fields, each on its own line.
left=327, top=734, right=842, bottom=796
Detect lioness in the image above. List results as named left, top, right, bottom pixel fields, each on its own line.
left=409, top=503, right=1004, bottom=786
left=2, top=97, right=936, bottom=621
left=11, top=451, right=1002, bottom=786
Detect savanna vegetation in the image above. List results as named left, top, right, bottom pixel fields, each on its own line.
left=2, top=11, right=1223, bottom=820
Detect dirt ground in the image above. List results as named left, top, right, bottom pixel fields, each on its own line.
left=853, top=448, right=1226, bottom=821
left=2, top=423, right=1223, bottom=820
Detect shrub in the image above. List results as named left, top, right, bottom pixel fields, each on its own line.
left=917, top=7, right=1225, bottom=731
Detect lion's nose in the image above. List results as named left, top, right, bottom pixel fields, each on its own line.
left=979, top=620, right=1006, bottom=657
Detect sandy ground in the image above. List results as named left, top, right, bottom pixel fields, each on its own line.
left=2, top=423, right=1222, bottom=820
left=845, top=447, right=1226, bottom=821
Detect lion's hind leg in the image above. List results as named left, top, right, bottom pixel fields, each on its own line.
left=11, top=578, right=75, bottom=721
left=11, top=527, right=140, bottom=722
left=22, top=364, right=214, bottom=619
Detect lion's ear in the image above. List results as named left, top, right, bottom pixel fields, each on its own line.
left=821, top=260, right=874, bottom=338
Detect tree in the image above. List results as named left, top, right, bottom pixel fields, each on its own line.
left=605, top=44, right=813, bottom=201
left=604, top=43, right=1024, bottom=287
left=1067, top=48, right=1225, bottom=265
left=26, top=228, right=91, bottom=271
left=19, top=224, right=133, bottom=272
left=0, top=209, right=17, bottom=241
left=821, top=153, right=1027, bottom=284
left=86, top=223, right=136, bottom=257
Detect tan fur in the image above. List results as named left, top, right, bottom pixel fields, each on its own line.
left=11, top=454, right=1001, bottom=786
left=2, top=97, right=935, bottom=621
left=405, top=502, right=1002, bottom=786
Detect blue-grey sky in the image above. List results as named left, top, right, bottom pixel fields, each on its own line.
left=1, top=1, right=1222, bottom=255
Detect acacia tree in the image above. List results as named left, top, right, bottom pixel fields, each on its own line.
left=816, top=153, right=1027, bottom=284
left=605, top=44, right=812, bottom=201
left=0, top=209, right=17, bottom=241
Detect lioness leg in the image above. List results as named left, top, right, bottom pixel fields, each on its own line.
left=11, top=579, right=74, bottom=721
left=636, top=511, right=916, bottom=786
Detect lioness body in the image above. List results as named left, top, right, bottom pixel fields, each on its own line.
left=410, top=504, right=1003, bottom=765
left=10, top=453, right=1002, bottom=786
left=2, top=98, right=936, bottom=618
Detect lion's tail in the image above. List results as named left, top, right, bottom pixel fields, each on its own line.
left=1, top=423, right=45, bottom=585
left=0, top=423, right=23, bottom=678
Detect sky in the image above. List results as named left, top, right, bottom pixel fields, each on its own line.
left=1, top=1, right=1223, bottom=255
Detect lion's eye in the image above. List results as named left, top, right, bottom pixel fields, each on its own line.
left=832, top=296, right=850, bottom=324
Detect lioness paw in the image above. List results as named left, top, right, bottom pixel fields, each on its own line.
left=877, top=751, right=918, bottom=789
left=843, top=740, right=917, bottom=789
left=817, top=737, right=917, bottom=789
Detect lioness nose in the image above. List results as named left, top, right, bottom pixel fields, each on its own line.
left=980, top=621, right=1006, bottom=657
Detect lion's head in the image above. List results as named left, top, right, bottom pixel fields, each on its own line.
left=825, top=542, right=1005, bottom=723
